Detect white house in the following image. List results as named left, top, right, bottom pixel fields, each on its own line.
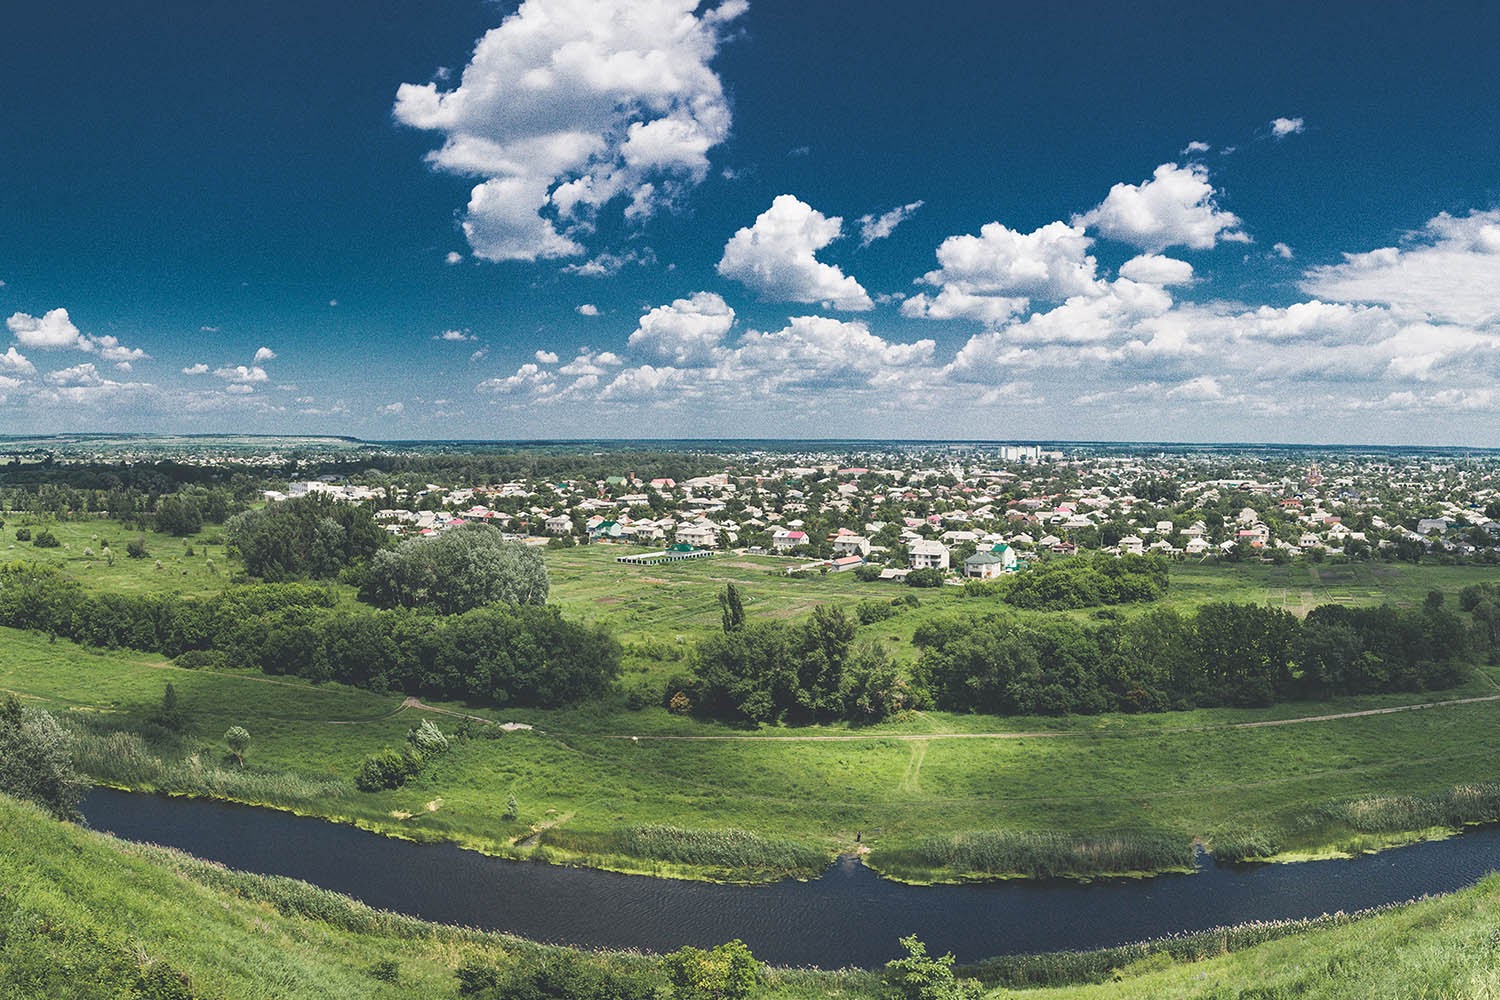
left=545, top=515, right=573, bottom=534
left=832, top=534, right=871, bottom=557
left=675, top=522, right=719, bottom=548
left=908, top=539, right=951, bottom=570
left=771, top=528, right=808, bottom=552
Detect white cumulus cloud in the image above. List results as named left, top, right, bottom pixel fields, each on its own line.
left=1301, top=209, right=1500, bottom=327
left=903, top=220, right=1102, bottom=324
left=214, top=365, right=269, bottom=384
left=254, top=346, right=277, bottom=362
left=0, top=346, right=34, bottom=375
left=575, top=303, right=600, bottom=317
left=1118, top=254, right=1195, bottom=286
left=717, top=195, right=873, bottom=310
left=7, top=308, right=92, bottom=350
left=393, top=0, right=746, bottom=262
left=478, top=363, right=557, bottom=395
left=628, top=291, right=734, bottom=364
left=1074, top=162, right=1248, bottom=251
left=1270, top=116, right=1306, bottom=138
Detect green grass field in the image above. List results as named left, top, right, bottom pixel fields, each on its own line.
left=6, top=791, right=1500, bottom=997
left=2, top=517, right=237, bottom=598
left=8, top=619, right=1500, bottom=882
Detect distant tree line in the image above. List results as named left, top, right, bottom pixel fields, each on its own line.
left=916, top=597, right=1472, bottom=715
left=0, top=566, right=618, bottom=708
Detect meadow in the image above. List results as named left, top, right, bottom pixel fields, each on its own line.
left=8, top=615, right=1500, bottom=881
left=9, top=524, right=1500, bottom=880
left=6, top=790, right=1500, bottom=997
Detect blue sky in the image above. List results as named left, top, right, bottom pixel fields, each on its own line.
left=3, top=1, right=1499, bottom=443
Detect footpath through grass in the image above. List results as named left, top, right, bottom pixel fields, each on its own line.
left=9, top=625, right=1500, bottom=882
left=6, top=791, right=1500, bottom=997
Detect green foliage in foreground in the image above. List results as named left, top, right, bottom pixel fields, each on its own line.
left=0, top=696, right=86, bottom=820
left=7, top=792, right=1500, bottom=997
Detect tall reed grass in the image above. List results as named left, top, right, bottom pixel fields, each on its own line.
left=70, top=728, right=348, bottom=807
left=1314, top=783, right=1500, bottom=833
left=910, top=830, right=1193, bottom=879
left=544, top=824, right=827, bottom=875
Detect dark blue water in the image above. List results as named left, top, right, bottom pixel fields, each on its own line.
left=81, top=788, right=1500, bottom=968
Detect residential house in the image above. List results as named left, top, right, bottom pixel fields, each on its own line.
left=908, top=538, right=951, bottom=570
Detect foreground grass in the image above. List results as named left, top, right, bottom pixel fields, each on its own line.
left=9, top=624, right=1500, bottom=882
left=5, top=792, right=1500, bottom=997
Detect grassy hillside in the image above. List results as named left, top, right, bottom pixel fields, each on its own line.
left=4, top=792, right=1500, bottom=998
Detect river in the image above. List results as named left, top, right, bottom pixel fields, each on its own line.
left=81, top=788, right=1500, bottom=968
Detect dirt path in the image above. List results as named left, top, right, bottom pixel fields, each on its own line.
left=398, top=696, right=535, bottom=731
left=578, top=693, right=1500, bottom=743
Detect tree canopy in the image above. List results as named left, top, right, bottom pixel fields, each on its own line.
left=358, top=525, right=549, bottom=613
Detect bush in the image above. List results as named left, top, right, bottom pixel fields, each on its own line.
left=855, top=599, right=898, bottom=624
left=31, top=530, right=60, bottom=548
left=663, top=940, right=761, bottom=1000
left=356, top=747, right=425, bottom=791
left=126, top=536, right=149, bottom=559
left=14, top=527, right=31, bottom=541
left=406, top=718, right=449, bottom=756
left=906, top=568, right=946, bottom=588
left=0, top=695, right=87, bottom=820
left=885, top=935, right=983, bottom=1000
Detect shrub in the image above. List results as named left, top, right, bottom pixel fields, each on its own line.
left=126, top=536, right=149, bottom=559
left=31, top=530, right=60, bottom=548
left=855, top=599, right=898, bottom=624
left=355, top=747, right=424, bottom=791
left=224, top=726, right=250, bottom=766
left=884, top=935, right=983, bottom=1000
left=406, top=719, right=449, bottom=756
left=906, top=568, right=946, bottom=588
left=14, top=527, right=32, bottom=541
left=0, top=695, right=87, bottom=820
left=663, top=940, right=761, bottom=1000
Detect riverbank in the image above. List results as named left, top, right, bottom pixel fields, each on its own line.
left=11, top=625, right=1500, bottom=885
left=11, top=791, right=1500, bottom=997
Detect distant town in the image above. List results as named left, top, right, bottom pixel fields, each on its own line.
left=203, top=441, right=1500, bottom=580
